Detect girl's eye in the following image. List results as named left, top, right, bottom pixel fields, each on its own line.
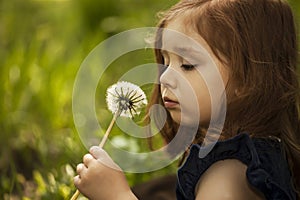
left=181, top=64, right=196, bottom=71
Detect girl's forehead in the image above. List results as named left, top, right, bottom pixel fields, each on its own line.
left=161, top=24, right=211, bottom=58
left=160, top=30, right=220, bottom=69
left=162, top=15, right=208, bottom=45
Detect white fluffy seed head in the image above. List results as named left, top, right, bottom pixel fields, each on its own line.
left=106, top=81, right=148, bottom=118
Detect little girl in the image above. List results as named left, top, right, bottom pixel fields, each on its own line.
left=74, top=0, right=300, bottom=199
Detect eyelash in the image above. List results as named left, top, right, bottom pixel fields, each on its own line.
left=163, top=64, right=196, bottom=71
left=181, top=64, right=195, bottom=71
left=162, top=55, right=197, bottom=71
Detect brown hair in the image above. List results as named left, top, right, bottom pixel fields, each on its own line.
left=145, top=0, right=300, bottom=196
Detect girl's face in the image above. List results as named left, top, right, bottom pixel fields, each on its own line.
left=160, top=17, right=229, bottom=127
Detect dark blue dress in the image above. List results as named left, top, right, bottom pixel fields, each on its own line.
left=176, top=133, right=297, bottom=200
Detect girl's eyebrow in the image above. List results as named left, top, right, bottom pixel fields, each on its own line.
left=174, top=46, right=201, bottom=54
left=161, top=47, right=203, bottom=60
left=161, top=46, right=201, bottom=55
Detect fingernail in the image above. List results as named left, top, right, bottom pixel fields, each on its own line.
left=89, top=146, right=98, bottom=152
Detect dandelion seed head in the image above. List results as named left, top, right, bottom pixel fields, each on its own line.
left=106, top=81, right=148, bottom=118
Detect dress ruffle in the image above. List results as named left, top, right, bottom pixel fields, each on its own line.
left=176, top=133, right=296, bottom=200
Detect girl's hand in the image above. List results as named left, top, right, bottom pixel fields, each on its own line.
left=74, top=146, right=138, bottom=200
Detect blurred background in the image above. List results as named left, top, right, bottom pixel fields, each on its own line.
left=0, top=0, right=299, bottom=199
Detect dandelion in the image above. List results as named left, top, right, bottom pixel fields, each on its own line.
left=99, top=81, right=147, bottom=147
left=106, top=81, right=148, bottom=118
left=70, top=81, right=147, bottom=200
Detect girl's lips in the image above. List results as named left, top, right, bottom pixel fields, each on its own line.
left=164, top=101, right=179, bottom=108
left=163, top=97, right=179, bottom=108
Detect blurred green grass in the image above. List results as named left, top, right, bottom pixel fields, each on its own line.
left=0, top=0, right=299, bottom=199
left=0, top=0, right=179, bottom=199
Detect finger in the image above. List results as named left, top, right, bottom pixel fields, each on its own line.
left=89, top=146, right=105, bottom=159
left=83, top=153, right=94, bottom=167
left=75, top=165, right=88, bottom=183
left=73, top=175, right=81, bottom=187
left=76, top=163, right=85, bottom=174
left=89, top=146, right=121, bottom=171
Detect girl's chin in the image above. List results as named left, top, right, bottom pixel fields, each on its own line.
left=169, top=111, right=210, bottom=127
left=172, top=117, right=201, bottom=127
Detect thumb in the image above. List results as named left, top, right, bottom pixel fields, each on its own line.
left=89, top=146, right=106, bottom=159
left=89, top=146, right=122, bottom=171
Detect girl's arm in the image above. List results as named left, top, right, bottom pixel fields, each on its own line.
left=195, top=159, right=265, bottom=200
left=74, top=146, right=138, bottom=200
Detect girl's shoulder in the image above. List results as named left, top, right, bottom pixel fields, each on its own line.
left=194, top=158, right=265, bottom=200
left=176, top=133, right=297, bottom=200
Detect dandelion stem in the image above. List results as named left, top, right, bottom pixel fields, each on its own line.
left=70, top=190, right=80, bottom=200
left=99, top=109, right=120, bottom=148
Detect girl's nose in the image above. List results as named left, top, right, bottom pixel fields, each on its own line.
left=159, top=64, right=176, bottom=89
